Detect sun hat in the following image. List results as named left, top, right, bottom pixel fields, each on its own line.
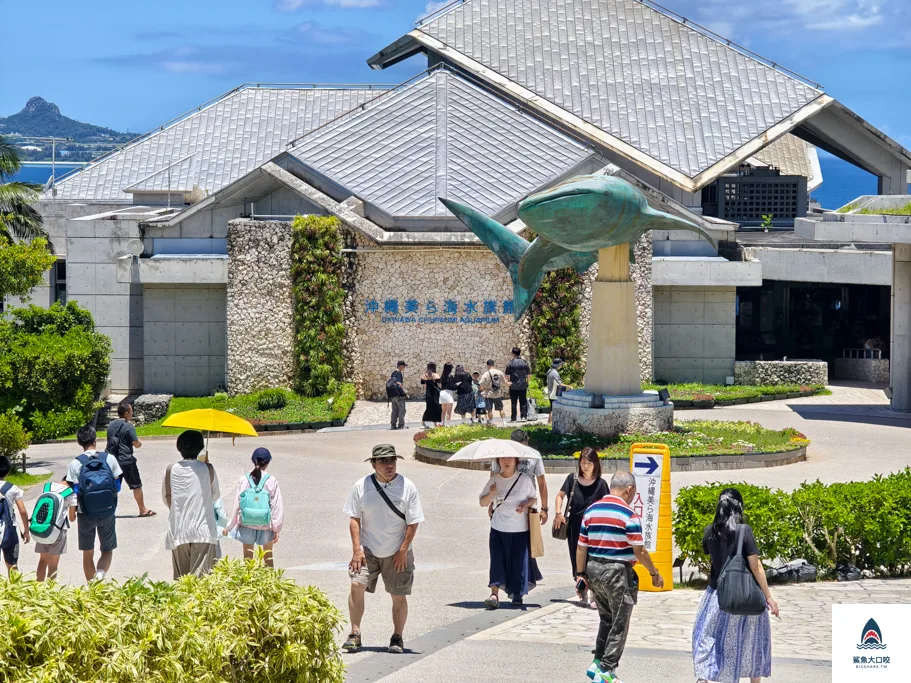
left=552, top=358, right=564, bottom=368
left=365, top=443, right=404, bottom=462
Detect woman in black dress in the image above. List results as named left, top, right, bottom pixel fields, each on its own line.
left=420, top=362, right=442, bottom=427
left=453, top=364, right=475, bottom=422
left=552, top=446, right=609, bottom=607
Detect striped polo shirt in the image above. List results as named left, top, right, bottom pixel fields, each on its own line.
left=578, top=494, right=644, bottom=564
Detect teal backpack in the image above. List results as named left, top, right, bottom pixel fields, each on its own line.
left=239, top=473, right=272, bottom=527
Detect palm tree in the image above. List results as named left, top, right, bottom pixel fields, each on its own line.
left=0, top=135, right=47, bottom=243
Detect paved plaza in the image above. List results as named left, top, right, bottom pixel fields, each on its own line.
left=20, top=390, right=911, bottom=682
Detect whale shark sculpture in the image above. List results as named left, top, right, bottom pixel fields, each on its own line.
left=440, top=174, right=718, bottom=319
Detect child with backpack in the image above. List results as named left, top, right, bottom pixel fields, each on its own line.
left=223, top=448, right=284, bottom=567
left=473, top=371, right=486, bottom=424
left=0, top=456, right=31, bottom=575
left=30, top=477, right=78, bottom=581
left=66, top=425, right=123, bottom=582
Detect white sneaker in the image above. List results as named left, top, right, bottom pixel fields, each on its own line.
left=93, top=570, right=106, bottom=582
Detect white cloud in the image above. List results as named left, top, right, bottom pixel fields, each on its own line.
left=276, top=0, right=383, bottom=10
left=418, top=1, right=453, bottom=22
left=294, top=21, right=369, bottom=45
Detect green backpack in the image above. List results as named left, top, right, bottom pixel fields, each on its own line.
left=30, top=483, right=73, bottom=545
left=239, top=473, right=272, bottom=527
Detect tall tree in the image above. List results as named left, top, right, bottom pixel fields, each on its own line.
left=0, top=135, right=47, bottom=242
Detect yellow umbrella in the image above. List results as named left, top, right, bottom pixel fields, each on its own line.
left=161, top=409, right=258, bottom=457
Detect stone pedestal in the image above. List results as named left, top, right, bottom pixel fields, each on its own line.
left=552, top=390, right=673, bottom=437
left=554, top=244, right=673, bottom=437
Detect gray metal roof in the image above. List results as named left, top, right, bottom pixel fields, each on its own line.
left=50, top=86, right=385, bottom=201
left=378, top=0, right=826, bottom=186
left=287, top=69, right=594, bottom=218
left=753, top=135, right=812, bottom=179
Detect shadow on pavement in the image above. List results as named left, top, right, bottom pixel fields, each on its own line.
left=790, top=404, right=911, bottom=427
left=446, top=600, right=539, bottom=610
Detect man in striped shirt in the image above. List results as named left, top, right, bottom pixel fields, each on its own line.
left=576, top=471, right=663, bottom=683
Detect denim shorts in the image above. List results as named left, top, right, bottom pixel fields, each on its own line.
left=232, top=526, right=275, bottom=546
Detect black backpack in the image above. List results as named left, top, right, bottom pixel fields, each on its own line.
left=490, top=371, right=502, bottom=391
left=386, top=373, right=404, bottom=399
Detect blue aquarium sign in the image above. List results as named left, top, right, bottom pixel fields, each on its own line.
left=364, top=298, right=513, bottom=324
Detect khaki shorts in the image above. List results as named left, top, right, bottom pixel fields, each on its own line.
left=349, top=547, right=415, bottom=596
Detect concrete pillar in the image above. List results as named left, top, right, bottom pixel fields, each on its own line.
left=878, top=162, right=911, bottom=196
left=584, top=245, right=642, bottom=395
left=891, top=244, right=911, bottom=411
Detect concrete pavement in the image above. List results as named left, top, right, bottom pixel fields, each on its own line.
left=19, top=396, right=911, bottom=682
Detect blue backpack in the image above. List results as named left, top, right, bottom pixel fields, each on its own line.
left=0, top=482, right=17, bottom=549
left=77, top=454, right=118, bottom=517
left=239, top=473, right=272, bottom=527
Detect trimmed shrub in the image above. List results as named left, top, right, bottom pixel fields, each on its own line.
left=0, top=411, right=29, bottom=471
left=0, top=302, right=111, bottom=439
left=0, top=558, right=345, bottom=682
left=674, top=469, right=911, bottom=577
left=257, top=388, right=289, bottom=411
left=290, top=215, right=345, bottom=397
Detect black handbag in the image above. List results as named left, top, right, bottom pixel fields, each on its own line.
left=716, top=525, right=767, bottom=616
left=551, top=475, right=577, bottom=541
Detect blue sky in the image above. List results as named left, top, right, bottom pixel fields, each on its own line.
left=2, top=0, right=908, bottom=148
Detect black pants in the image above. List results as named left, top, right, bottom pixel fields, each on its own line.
left=509, top=388, right=528, bottom=421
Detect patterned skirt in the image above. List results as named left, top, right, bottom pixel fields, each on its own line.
left=692, top=587, right=772, bottom=683
left=456, top=392, right=476, bottom=415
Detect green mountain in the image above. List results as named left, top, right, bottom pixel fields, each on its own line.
left=0, top=97, right=133, bottom=143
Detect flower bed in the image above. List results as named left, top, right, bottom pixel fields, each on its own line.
left=643, top=382, right=828, bottom=408
left=416, top=420, right=808, bottom=459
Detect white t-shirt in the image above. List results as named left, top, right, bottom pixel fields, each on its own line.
left=482, top=472, right=537, bottom=533
left=162, top=460, right=221, bottom=550
left=0, top=480, right=24, bottom=529
left=66, top=450, right=124, bottom=513
left=344, top=474, right=424, bottom=558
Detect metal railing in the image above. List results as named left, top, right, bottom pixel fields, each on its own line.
left=843, top=348, right=883, bottom=360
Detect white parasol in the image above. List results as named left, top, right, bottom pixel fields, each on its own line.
left=448, top=438, right=543, bottom=462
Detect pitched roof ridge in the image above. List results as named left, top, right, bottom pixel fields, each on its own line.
left=53, top=84, right=391, bottom=190
left=415, top=0, right=823, bottom=91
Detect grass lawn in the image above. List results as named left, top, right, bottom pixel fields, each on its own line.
left=416, top=421, right=809, bottom=459
left=91, top=384, right=357, bottom=438
left=6, top=471, right=53, bottom=489
left=643, top=382, right=829, bottom=402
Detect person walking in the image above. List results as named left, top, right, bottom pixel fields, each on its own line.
left=439, top=362, right=456, bottom=426
left=388, top=360, right=408, bottom=430
left=692, top=488, right=778, bottom=683
left=224, top=448, right=285, bottom=568
left=489, top=429, right=549, bottom=526
left=162, top=430, right=222, bottom=578
left=31, top=476, right=78, bottom=581
left=576, top=471, right=664, bottom=683
left=546, top=358, right=572, bottom=425
left=105, top=401, right=155, bottom=518
left=479, top=454, right=541, bottom=609
left=472, top=371, right=486, bottom=424
left=66, top=425, right=123, bottom=582
left=552, top=447, right=608, bottom=608
left=505, top=347, right=531, bottom=422
left=479, top=359, right=508, bottom=426
left=342, top=444, right=424, bottom=655
left=453, top=364, right=475, bottom=422
left=420, top=363, right=442, bottom=428
left=0, top=456, right=30, bottom=575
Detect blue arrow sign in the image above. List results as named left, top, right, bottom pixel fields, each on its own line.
left=634, top=456, right=659, bottom=475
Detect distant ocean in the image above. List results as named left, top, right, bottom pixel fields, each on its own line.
left=10, top=155, right=883, bottom=211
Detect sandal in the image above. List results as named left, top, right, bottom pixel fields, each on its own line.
left=139, top=510, right=157, bottom=517
left=484, top=594, right=500, bottom=610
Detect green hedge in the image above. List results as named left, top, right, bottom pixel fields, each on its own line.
left=674, top=469, right=911, bottom=577
left=0, top=559, right=345, bottom=682
left=529, top=268, right=584, bottom=387
left=0, top=302, right=111, bottom=439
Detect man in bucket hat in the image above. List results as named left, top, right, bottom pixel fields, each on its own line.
left=342, top=444, right=424, bottom=654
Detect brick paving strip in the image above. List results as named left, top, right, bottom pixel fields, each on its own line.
left=469, top=578, right=911, bottom=662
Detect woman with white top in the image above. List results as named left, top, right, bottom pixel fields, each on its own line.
left=479, top=456, right=541, bottom=609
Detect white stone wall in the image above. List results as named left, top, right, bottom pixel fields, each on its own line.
left=353, top=247, right=531, bottom=399
left=226, top=220, right=295, bottom=395
left=734, top=360, right=828, bottom=386
left=653, top=286, right=736, bottom=384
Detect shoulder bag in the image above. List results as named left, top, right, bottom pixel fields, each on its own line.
left=552, top=475, right=577, bottom=540
left=371, top=474, right=406, bottom=521
left=716, top=525, right=767, bottom=616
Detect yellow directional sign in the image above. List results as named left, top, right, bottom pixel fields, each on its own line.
left=629, top=442, right=672, bottom=592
